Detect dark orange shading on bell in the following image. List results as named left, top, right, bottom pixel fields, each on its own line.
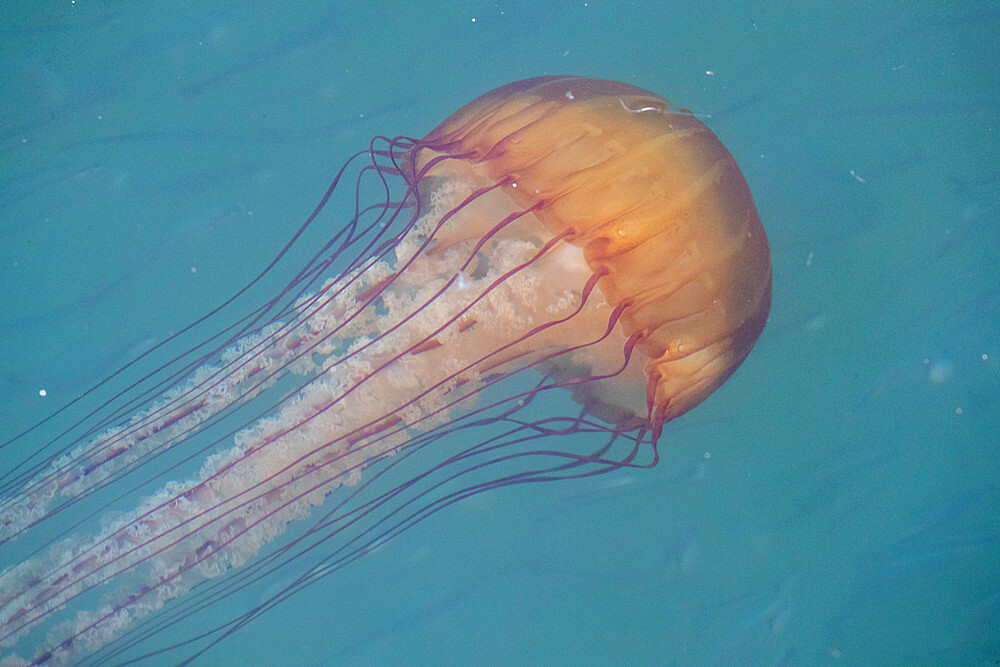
left=414, top=76, right=771, bottom=435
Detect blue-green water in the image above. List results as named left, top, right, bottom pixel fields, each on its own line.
left=1, top=1, right=998, bottom=664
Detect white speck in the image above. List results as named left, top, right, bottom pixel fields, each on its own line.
left=511, top=182, right=517, bottom=188
left=982, top=353, right=989, bottom=361
left=805, top=251, right=814, bottom=267
left=619, top=98, right=661, bottom=114
left=562, top=50, right=570, bottom=57
left=705, top=70, right=715, bottom=76
left=925, top=357, right=954, bottom=384
left=565, top=91, right=575, bottom=100
left=602, top=475, right=637, bottom=489
left=38, top=389, right=47, bottom=397
left=190, top=266, right=198, bottom=273
left=850, top=169, right=865, bottom=183
left=703, top=451, right=710, bottom=459
left=471, top=17, right=476, bottom=22
left=805, top=312, right=828, bottom=332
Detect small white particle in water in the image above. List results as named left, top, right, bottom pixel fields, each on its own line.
left=511, top=182, right=517, bottom=188
left=39, top=389, right=47, bottom=397
left=471, top=17, right=476, bottom=22
left=956, top=407, right=963, bottom=415
left=190, top=266, right=197, bottom=273
left=565, top=91, right=575, bottom=100
left=983, top=353, right=989, bottom=361
left=850, top=169, right=866, bottom=183
left=705, top=70, right=715, bottom=76
left=927, top=358, right=954, bottom=384
left=806, top=251, right=814, bottom=267
left=703, top=452, right=710, bottom=459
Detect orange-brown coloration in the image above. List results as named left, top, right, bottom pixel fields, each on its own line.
left=356, top=273, right=396, bottom=304
left=409, top=338, right=443, bottom=355
left=345, top=415, right=404, bottom=448
left=419, top=76, right=770, bottom=426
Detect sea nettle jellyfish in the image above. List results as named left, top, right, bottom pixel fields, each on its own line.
left=0, top=76, right=770, bottom=665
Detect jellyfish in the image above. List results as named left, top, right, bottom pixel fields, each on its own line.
left=0, top=76, right=771, bottom=665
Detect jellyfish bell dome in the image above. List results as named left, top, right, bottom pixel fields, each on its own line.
left=412, top=76, right=771, bottom=432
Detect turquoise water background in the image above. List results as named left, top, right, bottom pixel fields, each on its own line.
left=1, top=1, right=998, bottom=664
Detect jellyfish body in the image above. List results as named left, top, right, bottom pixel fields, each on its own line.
left=0, top=77, right=770, bottom=665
